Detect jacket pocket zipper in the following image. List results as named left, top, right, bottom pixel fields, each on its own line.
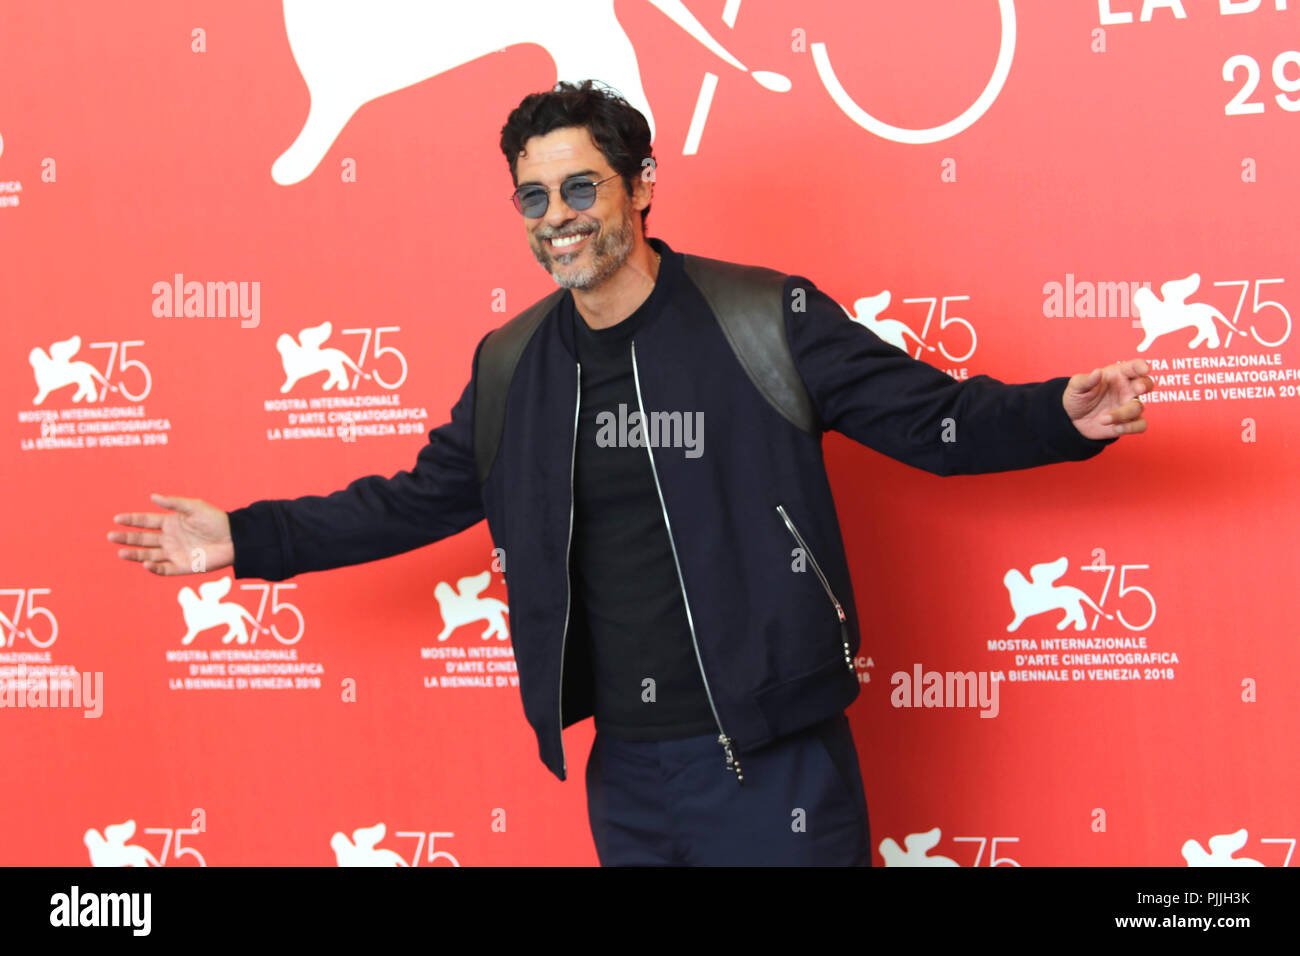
left=775, top=504, right=854, bottom=673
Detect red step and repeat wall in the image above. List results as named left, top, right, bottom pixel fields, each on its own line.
left=2, top=1, right=1296, bottom=867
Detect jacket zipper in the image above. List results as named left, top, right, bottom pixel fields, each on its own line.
left=776, top=504, right=855, bottom=673
left=631, top=342, right=744, bottom=786
left=557, top=362, right=581, bottom=777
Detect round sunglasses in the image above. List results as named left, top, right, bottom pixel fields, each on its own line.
left=509, top=172, right=621, bottom=218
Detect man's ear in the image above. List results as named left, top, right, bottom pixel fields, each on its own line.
left=632, top=168, right=654, bottom=210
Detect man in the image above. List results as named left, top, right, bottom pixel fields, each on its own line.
left=109, top=80, right=1154, bottom=866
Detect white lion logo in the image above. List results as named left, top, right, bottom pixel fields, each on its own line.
left=1133, top=273, right=1243, bottom=352
left=1181, top=829, right=1265, bottom=867
left=879, top=827, right=959, bottom=866
left=84, top=820, right=160, bottom=867
left=272, top=0, right=767, bottom=185
left=177, top=578, right=269, bottom=645
left=1004, top=556, right=1113, bottom=632
left=435, top=570, right=510, bottom=642
left=331, top=823, right=409, bottom=866
left=29, top=335, right=118, bottom=405
left=276, top=321, right=371, bottom=393
left=844, top=290, right=932, bottom=354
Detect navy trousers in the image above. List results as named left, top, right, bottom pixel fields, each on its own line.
left=585, top=711, right=871, bottom=866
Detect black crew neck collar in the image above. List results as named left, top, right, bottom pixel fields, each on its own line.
left=560, top=237, right=677, bottom=356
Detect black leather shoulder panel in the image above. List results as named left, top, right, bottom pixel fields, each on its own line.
left=681, top=253, right=818, bottom=435
left=474, top=287, right=567, bottom=484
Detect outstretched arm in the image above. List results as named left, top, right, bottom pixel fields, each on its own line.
left=227, top=340, right=488, bottom=581
left=784, top=276, right=1127, bottom=476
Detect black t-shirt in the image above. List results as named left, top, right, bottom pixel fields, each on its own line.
left=562, top=246, right=718, bottom=742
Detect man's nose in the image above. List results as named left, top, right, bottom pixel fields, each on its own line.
left=543, top=191, right=577, bottom=229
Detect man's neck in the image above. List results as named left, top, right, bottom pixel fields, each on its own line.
left=572, top=239, right=661, bottom=330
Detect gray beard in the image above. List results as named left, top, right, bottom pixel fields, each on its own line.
left=536, top=206, right=635, bottom=291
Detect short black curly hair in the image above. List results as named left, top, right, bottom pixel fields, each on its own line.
left=500, top=79, right=654, bottom=230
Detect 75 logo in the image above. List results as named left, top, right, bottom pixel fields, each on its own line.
left=1004, top=552, right=1155, bottom=633
left=177, top=579, right=305, bottom=646
left=84, top=818, right=207, bottom=867
left=0, top=588, right=57, bottom=648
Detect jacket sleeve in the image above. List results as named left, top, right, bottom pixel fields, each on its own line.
left=783, top=275, right=1117, bottom=476
left=226, top=335, right=488, bottom=581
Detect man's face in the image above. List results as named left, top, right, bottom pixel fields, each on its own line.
left=513, top=126, right=649, bottom=290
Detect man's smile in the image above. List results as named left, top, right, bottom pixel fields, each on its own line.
left=544, top=228, right=595, bottom=255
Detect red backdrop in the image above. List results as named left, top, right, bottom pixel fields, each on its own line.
left=2, top=0, right=1296, bottom=866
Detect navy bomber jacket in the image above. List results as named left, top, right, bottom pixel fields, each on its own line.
left=227, top=237, right=1116, bottom=784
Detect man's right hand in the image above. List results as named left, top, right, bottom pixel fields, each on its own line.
left=109, top=493, right=234, bottom=575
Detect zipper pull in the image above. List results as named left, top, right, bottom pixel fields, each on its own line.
left=834, top=605, right=854, bottom=672
left=719, top=734, right=745, bottom=786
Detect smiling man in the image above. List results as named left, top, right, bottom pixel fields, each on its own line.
left=110, top=79, right=1154, bottom=867
left=514, top=110, right=659, bottom=329
left=524, top=161, right=635, bottom=294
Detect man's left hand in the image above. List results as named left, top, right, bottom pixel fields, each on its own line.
left=1063, top=359, right=1155, bottom=439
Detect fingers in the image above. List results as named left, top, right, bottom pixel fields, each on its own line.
left=115, top=545, right=166, bottom=564
left=1075, top=359, right=1153, bottom=395
left=111, top=494, right=193, bottom=541
left=1094, top=360, right=1155, bottom=433
left=1122, top=359, right=1155, bottom=398
left=150, top=493, right=195, bottom=515
left=1101, top=396, right=1148, bottom=433
left=112, top=511, right=165, bottom=530
left=1115, top=396, right=1145, bottom=421
left=1116, top=358, right=1155, bottom=388
left=1111, top=358, right=1148, bottom=374
left=1108, top=416, right=1148, bottom=435
left=138, top=554, right=183, bottom=575
left=1075, top=367, right=1103, bottom=390
left=107, top=529, right=161, bottom=548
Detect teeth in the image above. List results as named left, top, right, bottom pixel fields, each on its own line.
left=550, top=232, right=589, bottom=248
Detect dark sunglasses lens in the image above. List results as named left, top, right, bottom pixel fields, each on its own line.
left=562, top=180, right=597, bottom=210
left=516, top=188, right=548, bottom=217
